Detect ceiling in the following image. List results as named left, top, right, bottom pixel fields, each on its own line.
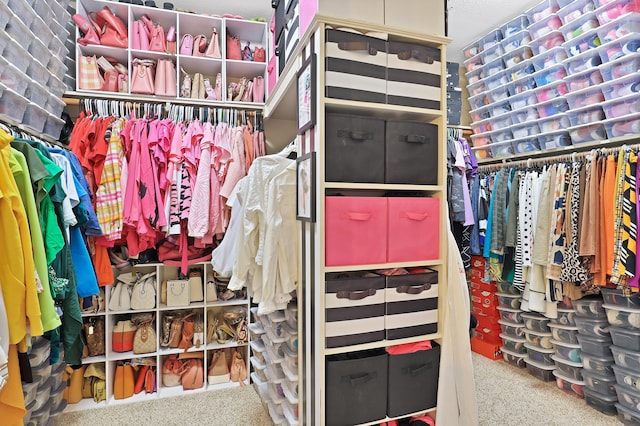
left=159, top=0, right=540, bottom=64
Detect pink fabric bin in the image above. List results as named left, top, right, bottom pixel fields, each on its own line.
left=387, top=197, right=440, bottom=263
left=268, top=56, right=277, bottom=96
left=325, top=197, right=387, bottom=266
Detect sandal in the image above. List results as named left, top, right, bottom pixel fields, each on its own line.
left=193, top=314, right=205, bottom=348
left=180, top=69, right=192, bottom=98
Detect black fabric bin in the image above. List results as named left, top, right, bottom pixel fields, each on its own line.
left=325, top=113, right=385, bottom=183
left=385, top=120, right=438, bottom=185
left=326, top=349, right=388, bottom=426
left=387, top=342, right=440, bottom=417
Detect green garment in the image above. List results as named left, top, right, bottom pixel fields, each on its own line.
left=10, top=149, right=62, bottom=332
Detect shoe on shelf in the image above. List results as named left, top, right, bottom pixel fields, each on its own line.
left=233, top=77, right=247, bottom=102
left=180, top=70, right=192, bottom=98
left=163, top=2, right=174, bottom=10
left=204, top=78, right=217, bottom=100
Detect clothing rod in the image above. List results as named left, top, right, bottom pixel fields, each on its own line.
left=476, top=135, right=640, bottom=170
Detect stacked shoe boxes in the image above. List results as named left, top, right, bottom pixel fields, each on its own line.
left=446, top=61, right=462, bottom=125
left=521, top=310, right=555, bottom=381
left=250, top=304, right=299, bottom=425
left=496, top=285, right=527, bottom=369
left=469, top=256, right=502, bottom=360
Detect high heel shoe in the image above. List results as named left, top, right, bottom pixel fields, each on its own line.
left=191, top=73, right=205, bottom=99
left=228, top=82, right=238, bottom=101
left=233, top=77, right=247, bottom=102
left=73, top=14, right=101, bottom=45
left=180, top=69, right=192, bottom=98
left=204, top=77, right=217, bottom=100
left=241, top=80, right=253, bottom=102
left=214, top=73, right=222, bottom=101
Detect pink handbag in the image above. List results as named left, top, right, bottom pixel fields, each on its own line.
left=149, top=25, right=166, bottom=52
left=102, top=68, right=120, bottom=92
left=205, top=29, right=222, bottom=59
left=78, top=55, right=104, bottom=90
left=132, top=20, right=150, bottom=50
left=180, top=34, right=194, bottom=55
left=192, top=35, right=207, bottom=57
left=89, top=7, right=128, bottom=49
left=226, top=34, right=242, bottom=60
left=154, top=59, right=177, bottom=97
left=131, top=59, right=155, bottom=95
left=132, top=20, right=141, bottom=50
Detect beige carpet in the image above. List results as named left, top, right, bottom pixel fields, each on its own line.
left=55, top=354, right=621, bottom=425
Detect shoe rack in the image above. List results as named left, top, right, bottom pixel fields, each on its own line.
left=264, top=13, right=450, bottom=426
left=72, top=0, right=267, bottom=105
left=66, top=261, right=250, bottom=412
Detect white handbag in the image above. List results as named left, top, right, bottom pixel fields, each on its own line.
left=130, top=272, right=157, bottom=310
left=205, top=281, right=217, bottom=302
left=167, top=280, right=190, bottom=307
left=109, top=275, right=134, bottom=311
left=188, top=272, right=204, bottom=303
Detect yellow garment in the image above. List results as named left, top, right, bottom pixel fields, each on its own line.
left=0, top=345, right=26, bottom=425
left=0, top=130, right=43, bottom=341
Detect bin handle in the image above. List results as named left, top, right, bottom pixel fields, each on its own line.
left=337, top=130, right=371, bottom=141
left=338, top=41, right=378, bottom=55
left=342, top=372, right=377, bottom=386
left=402, top=362, right=432, bottom=376
left=396, top=283, right=432, bottom=295
left=404, top=134, right=428, bottom=144
left=397, top=49, right=435, bottom=64
left=405, top=211, right=429, bottom=221
left=336, top=288, right=377, bottom=300
left=347, top=212, right=371, bottom=221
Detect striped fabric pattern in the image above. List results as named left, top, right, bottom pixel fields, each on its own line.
left=387, top=41, right=441, bottom=110
left=620, top=152, right=637, bottom=278
left=95, top=118, right=125, bottom=241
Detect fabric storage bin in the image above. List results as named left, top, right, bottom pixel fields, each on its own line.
left=582, top=352, right=615, bottom=375
left=498, top=306, right=524, bottom=323
left=549, top=323, right=580, bottom=344
left=518, top=312, right=551, bottom=333
left=552, top=355, right=584, bottom=381
left=507, top=75, right=537, bottom=97
left=511, top=121, right=540, bottom=138
left=564, top=48, right=602, bottom=74
left=584, top=387, right=618, bottom=415
left=283, top=0, right=299, bottom=61
left=325, top=196, right=387, bottom=266
left=616, top=384, right=640, bottom=411
left=610, top=326, right=640, bottom=351
left=574, top=316, right=610, bottom=337
left=530, top=31, right=566, bottom=55
left=481, top=56, right=506, bottom=79
left=509, top=90, right=538, bottom=110
left=387, top=343, right=440, bottom=417
left=533, top=46, right=569, bottom=71
left=602, top=94, right=640, bottom=120
left=595, top=0, right=640, bottom=25
left=617, top=403, right=640, bottom=425
left=560, top=11, right=600, bottom=42
left=601, top=288, right=640, bottom=310
left=605, top=305, right=640, bottom=331
left=603, top=112, right=640, bottom=137
left=558, top=0, right=597, bottom=25
left=526, top=358, right=557, bottom=381
left=552, top=339, right=583, bottom=363
left=525, top=343, right=555, bottom=365
left=538, top=113, right=571, bottom=133
left=567, top=105, right=605, bottom=127
left=614, top=364, right=640, bottom=393
left=503, top=45, right=534, bottom=69
left=565, top=85, right=605, bottom=109
left=501, top=30, right=532, bottom=53
left=499, top=319, right=526, bottom=338
left=326, top=349, right=387, bottom=426
left=0, top=86, right=28, bottom=124
left=324, top=272, right=385, bottom=348
left=387, top=197, right=440, bottom=262
left=538, top=130, right=573, bottom=149
left=502, top=347, right=527, bottom=368
left=488, top=128, right=513, bottom=144
left=561, top=27, right=601, bottom=57
left=599, top=53, right=640, bottom=82
left=526, top=0, right=561, bottom=24
left=524, top=328, right=554, bottom=350
left=584, top=370, right=617, bottom=396
left=500, top=333, right=527, bottom=354
left=387, top=41, right=441, bottom=110
left=528, top=14, right=563, bottom=40
left=600, top=74, right=640, bottom=104
left=496, top=293, right=521, bottom=309
left=534, top=81, right=569, bottom=103
left=573, top=297, right=607, bottom=318
left=565, top=67, right=603, bottom=91
left=506, top=59, right=536, bottom=82
left=596, top=11, right=640, bottom=43
left=532, top=63, right=567, bottom=86
left=511, top=107, right=540, bottom=124
left=554, top=370, right=586, bottom=398
left=502, top=15, right=530, bottom=38
left=577, top=333, right=612, bottom=357
left=325, top=113, right=384, bottom=183
left=536, top=97, right=571, bottom=118
left=385, top=120, right=439, bottom=185
left=385, top=268, right=438, bottom=340
left=324, top=29, right=387, bottom=104
left=597, top=32, right=640, bottom=63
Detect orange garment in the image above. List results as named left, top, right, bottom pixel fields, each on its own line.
left=91, top=243, right=115, bottom=286
left=0, top=345, right=26, bottom=425
left=604, top=155, right=617, bottom=277
left=243, top=124, right=254, bottom=173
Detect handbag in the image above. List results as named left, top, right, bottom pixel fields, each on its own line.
left=179, top=313, right=195, bottom=350
left=181, top=359, right=204, bottom=390
left=109, top=276, right=133, bottom=311
left=133, top=319, right=157, bottom=354
left=168, top=314, right=184, bottom=348
left=112, top=320, right=137, bottom=352
left=205, top=28, right=222, bottom=58
left=242, top=42, right=253, bottom=61
left=78, top=55, right=104, bottom=90
left=83, top=317, right=105, bottom=357
left=131, top=59, right=156, bottom=95
left=192, top=34, right=208, bottom=57
left=162, top=355, right=184, bottom=387
left=132, top=20, right=149, bottom=50
left=254, top=46, right=266, bottom=62
left=63, top=365, right=85, bottom=404
left=149, top=24, right=166, bottom=52
left=205, top=280, right=218, bottom=302
left=167, top=280, right=190, bottom=307
left=80, top=287, right=105, bottom=314
left=229, top=348, right=247, bottom=384
left=101, top=68, right=120, bottom=92
left=130, top=272, right=157, bottom=310
left=154, top=59, right=177, bottom=97
left=83, top=363, right=106, bottom=402
left=145, top=366, right=156, bottom=393
left=226, top=33, right=242, bottom=60
left=166, top=26, right=176, bottom=54
left=89, top=6, right=128, bottom=49
left=113, top=362, right=135, bottom=400
left=134, top=365, right=149, bottom=394
left=208, top=350, right=230, bottom=384
left=188, top=271, right=204, bottom=302
left=179, top=34, right=194, bottom=55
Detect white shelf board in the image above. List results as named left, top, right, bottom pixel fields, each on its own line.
left=324, top=182, right=444, bottom=192
left=82, top=354, right=107, bottom=365
left=77, top=44, right=129, bottom=64
left=130, top=49, right=176, bottom=61
left=354, top=407, right=437, bottom=426
left=63, top=397, right=107, bottom=413
left=109, top=391, right=159, bottom=406
left=325, top=332, right=443, bottom=356
left=225, top=59, right=267, bottom=78
left=324, top=260, right=443, bottom=273
left=324, top=98, right=443, bottom=122
left=178, top=55, right=223, bottom=75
